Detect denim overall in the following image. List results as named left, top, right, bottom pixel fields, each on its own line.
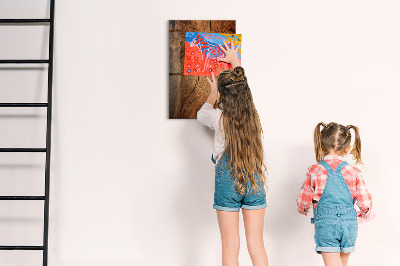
left=311, top=160, right=358, bottom=254
left=211, top=152, right=267, bottom=211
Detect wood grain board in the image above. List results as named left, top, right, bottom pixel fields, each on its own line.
left=169, top=20, right=236, bottom=119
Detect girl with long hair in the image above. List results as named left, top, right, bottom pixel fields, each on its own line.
left=197, top=40, right=269, bottom=266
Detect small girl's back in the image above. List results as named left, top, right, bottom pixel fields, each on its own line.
left=312, top=158, right=358, bottom=254
left=298, top=155, right=372, bottom=216
left=297, top=122, right=373, bottom=265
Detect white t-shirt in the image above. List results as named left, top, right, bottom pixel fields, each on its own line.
left=197, top=103, right=225, bottom=163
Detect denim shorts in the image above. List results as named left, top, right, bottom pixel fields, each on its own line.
left=213, top=154, right=267, bottom=212
left=312, top=208, right=358, bottom=253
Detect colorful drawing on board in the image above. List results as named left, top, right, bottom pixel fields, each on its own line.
left=184, top=32, right=242, bottom=76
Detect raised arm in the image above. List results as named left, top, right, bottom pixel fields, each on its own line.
left=205, top=72, right=218, bottom=105
left=197, top=103, right=221, bottom=130
left=217, top=40, right=241, bottom=69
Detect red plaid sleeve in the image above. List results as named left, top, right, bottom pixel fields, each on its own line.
left=297, top=167, right=314, bottom=216
left=353, top=167, right=373, bottom=217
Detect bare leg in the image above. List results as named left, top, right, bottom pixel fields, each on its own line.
left=216, top=210, right=240, bottom=266
left=242, top=208, right=269, bottom=266
left=340, top=252, right=350, bottom=266
left=321, top=252, right=343, bottom=266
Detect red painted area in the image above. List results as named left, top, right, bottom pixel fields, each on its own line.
left=183, top=41, right=235, bottom=76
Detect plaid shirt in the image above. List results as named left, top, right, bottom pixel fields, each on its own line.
left=297, top=155, right=372, bottom=218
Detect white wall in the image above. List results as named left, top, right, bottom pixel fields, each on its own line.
left=1, top=0, right=399, bottom=265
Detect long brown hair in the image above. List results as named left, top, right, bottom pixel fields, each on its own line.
left=217, top=66, right=267, bottom=194
left=314, top=122, right=362, bottom=164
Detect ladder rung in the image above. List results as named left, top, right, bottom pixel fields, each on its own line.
left=0, top=60, right=49, bottom=64
left=0, top=148, right=46, bottom=152
left=0, top=19, right=50, bottom=23
left=0, top=103, right=48, bottom=107
left=0, top=246, right=44, bottom=250
left=0, top=196, right=45, bottom=200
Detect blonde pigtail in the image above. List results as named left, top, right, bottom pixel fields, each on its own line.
left=347, top=125, right=362, bottom=164
left=314, top=122, right=326, bottom=162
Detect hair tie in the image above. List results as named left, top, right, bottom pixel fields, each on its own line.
left=229, top=73, right=244, bottom=82
left=346, top=125, right=352, bottom=136
left=229, top=67, right=246, bottom=82
left=225, top=81, right=246, bottom=88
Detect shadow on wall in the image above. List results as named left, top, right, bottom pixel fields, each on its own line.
left=264, top=145, right=316, bottom=265
left=172, top=122, right=216, bottom=266
left=169, top=124, right=319, bottom=265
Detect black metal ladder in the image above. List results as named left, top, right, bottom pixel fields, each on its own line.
left=0, top=1, right=55, bottom=265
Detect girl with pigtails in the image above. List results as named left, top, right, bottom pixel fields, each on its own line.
left=297, top=122, right=373, bottom=266
left=197, top=40, right=269, bottom=265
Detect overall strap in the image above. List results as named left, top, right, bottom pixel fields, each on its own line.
left=334, top=161, right=349, bottom=173
left=318, top=160, right=333, bottom=174
left=313, top=159, right=355, bottom=219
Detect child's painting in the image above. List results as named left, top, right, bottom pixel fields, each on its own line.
left=184, top=33, right=242, bottom=76
left=169, top=20, right=236, bottom=119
